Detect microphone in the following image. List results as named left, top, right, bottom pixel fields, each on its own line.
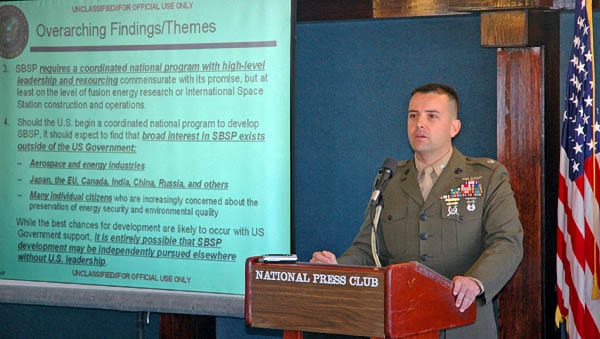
left=369, top=157, right=397, bottom=206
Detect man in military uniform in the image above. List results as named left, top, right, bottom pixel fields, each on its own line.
left=311, top=83, right=523, bottom=338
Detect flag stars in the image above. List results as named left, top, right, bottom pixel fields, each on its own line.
left=583, top=24, right=590, bottom=36
left=570, top=73, right=582, bottom=91
left=574, top=35, right=582, bottom=48
left=577, top=16, right=586, bottom=29
left=576, top=59, right=587, bottom=73
left=582, top=113, right=590, bottom=125
left=587, top=139, right=597, bottom=152
left=564, top=5, right=596, bottom=178
left=585, top=50, right=593, bottom=62
left=571, top=160, right=580, bottom=173
left=571, top=94, right=579, bottom=107
left=570, top=72, right=578, bottom=83
left=573, top=142, right=583, bottom=154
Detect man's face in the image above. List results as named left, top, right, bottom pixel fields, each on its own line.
left=407, top=92, right=461, bottom=162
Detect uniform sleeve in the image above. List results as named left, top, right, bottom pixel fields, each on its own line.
left=464, top=163, right=523, bottom=301
left=337, top=201, right=377, bottom=266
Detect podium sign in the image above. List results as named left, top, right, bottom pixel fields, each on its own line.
left=245, top=257, right=385, bottom=337
left=245, top=257, right=475, bottom=338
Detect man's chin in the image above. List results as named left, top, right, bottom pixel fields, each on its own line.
left=409, top=143, right=430, bottom=153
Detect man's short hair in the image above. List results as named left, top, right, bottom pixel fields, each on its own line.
left=410, top=83, right=460, bottom=117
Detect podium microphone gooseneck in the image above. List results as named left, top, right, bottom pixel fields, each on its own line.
left=370, top=157, right=397, bottom=267
left=370, top=157, right=397, bottom=205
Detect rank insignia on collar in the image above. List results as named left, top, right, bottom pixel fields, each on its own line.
left=440, top=179, right=483, bottom=216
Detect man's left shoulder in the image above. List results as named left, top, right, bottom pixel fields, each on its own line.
left=463, top=156, right=502, bottom=170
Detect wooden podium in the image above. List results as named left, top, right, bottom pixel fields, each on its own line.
left=245, top=256, right=475, bottom=338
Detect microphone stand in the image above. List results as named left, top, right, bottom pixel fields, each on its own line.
left=368, top=157, right=396, bottom=268
left=370, top=198, right=384, bottom=268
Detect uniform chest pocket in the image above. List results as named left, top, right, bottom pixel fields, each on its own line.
left=378, top=204, right=409, bottom=257
left=440, top=200, right=483, bottom=256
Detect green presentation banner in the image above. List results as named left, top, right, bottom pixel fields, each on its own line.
left=0, top=0, right=292, bottom=295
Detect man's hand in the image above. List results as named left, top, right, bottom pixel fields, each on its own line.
left=452, top=276, right=481, bottom=312
left=310, top=250, right=338, bottom=264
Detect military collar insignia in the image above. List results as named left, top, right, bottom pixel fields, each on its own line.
left=440, top=178, right=483, bottom=216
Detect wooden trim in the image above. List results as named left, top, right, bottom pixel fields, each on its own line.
left=480, top=9, right=558, bottom=48
left=496, top=47, right=544, bottom=339
left=297, top=0, right=563, bottom=21
left=481, top=10, right=530, bottom=47
left=492, top=10, right=560, bottom=337
left=373, top=0, right=466, bottom=18
left=449, top=0, right=553, bottom=11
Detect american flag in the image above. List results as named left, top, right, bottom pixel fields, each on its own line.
left=556, top=0, right=600, bottom=337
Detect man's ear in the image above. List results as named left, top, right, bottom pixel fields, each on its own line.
left=450, top=119, right=461, bottom=138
